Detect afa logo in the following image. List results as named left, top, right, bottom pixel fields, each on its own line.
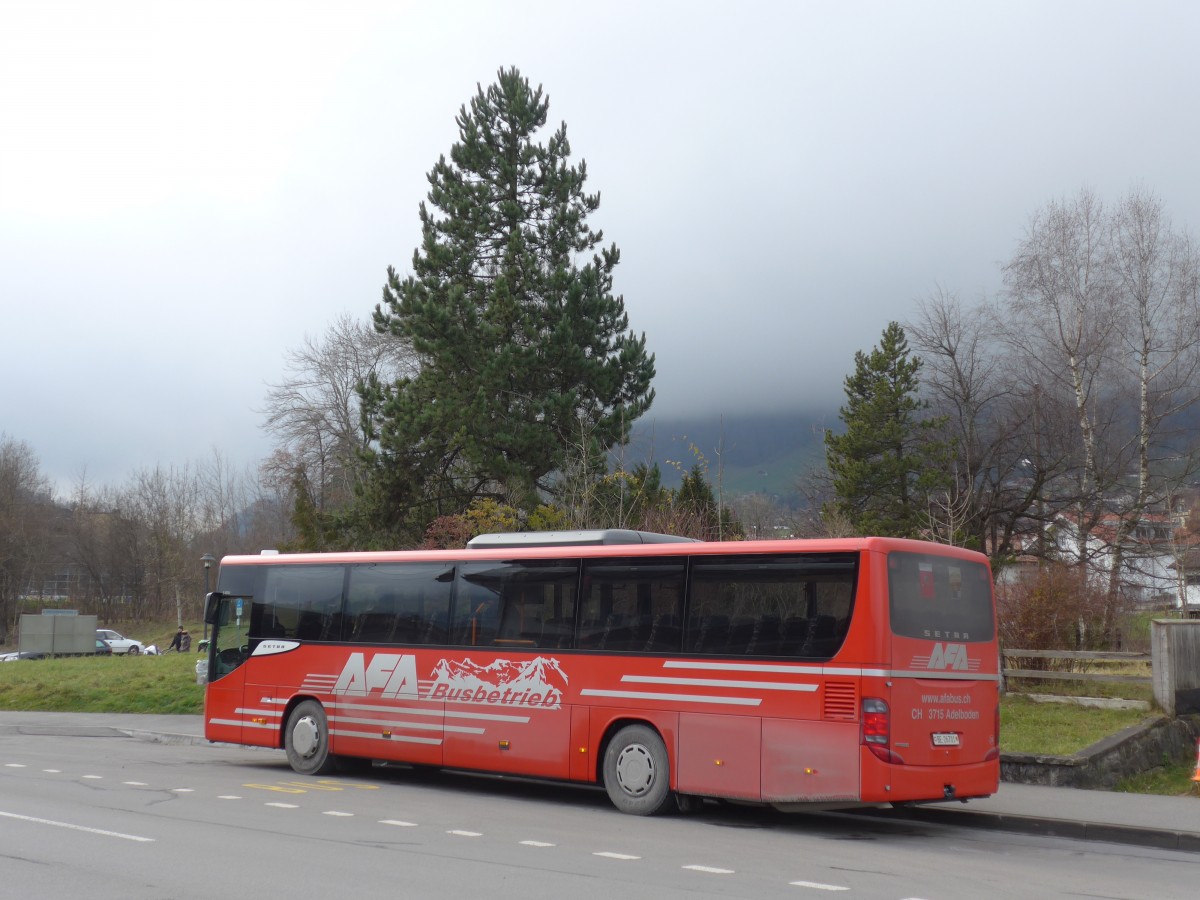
left=911, top=642, right=978, bottom=671
left=327, top=652, right=569, bottom=708
left=332, top=652, right=420, bottom=699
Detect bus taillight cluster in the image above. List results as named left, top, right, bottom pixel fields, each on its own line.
left=862, top=698, right=904, bottom=764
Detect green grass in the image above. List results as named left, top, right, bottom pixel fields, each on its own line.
left=1115, top=760, right=1199, bottom=796
left=999, top=694, right=1149, bottom=756
left=0, top=648, right=204, bottom=714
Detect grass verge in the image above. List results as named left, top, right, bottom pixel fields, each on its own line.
left=0, top=651, right=204, bottom=714
left=999, top=694, right=1149, bottom=756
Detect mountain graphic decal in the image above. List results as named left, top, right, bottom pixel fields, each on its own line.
left=428, top=655, right=568, bottom=708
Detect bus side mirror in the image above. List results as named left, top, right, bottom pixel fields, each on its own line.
left=204, top=592, right=227, bottom=626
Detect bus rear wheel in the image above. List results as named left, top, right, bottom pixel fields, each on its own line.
left=285, top=700, right=337, bottom=776
left=602, top=724, right=673, bottom=816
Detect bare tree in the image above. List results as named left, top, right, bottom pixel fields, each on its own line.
left=996, top=187, right=1200, bottom=617
left=908, top=289, right=1079, bottom=557
left=262, top=313, right=416, bottom=517
left=0, top=437, right=53, bottom=642
left=1102, top=188, right=1200, bottom=592
left=1000, top=188, right=1126, bottom=568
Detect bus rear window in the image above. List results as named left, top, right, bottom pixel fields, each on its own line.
left=888, top=551, right=994, bottom=642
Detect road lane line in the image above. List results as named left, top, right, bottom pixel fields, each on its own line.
left=0, top=810, right=154, bottom=843
left=380, top=820, right=418, bottom=827
left=123, top=781, right=148, bottom=786
left=594, top=852, right=640, bottom=860
left=323, top=811, right=354, bottom=817
left=520, top=841, right=555, bottom=847
left=789, top=881, right=849, bottom=891
left=448, top=830, right=482, bottom=837
left=265, top=802, right=299, bottom=808
left=684, top=865, right=734, bottom=874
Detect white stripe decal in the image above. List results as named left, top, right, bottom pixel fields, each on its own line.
left=663, top=660, right=824, bottom=673
left=327, top=700, right=530, bottom=724
left=662, top=660, right=891, bottom=677
left=209, top=718, right=278, bottom=730
left=889, top=670, right=1000, bottom=682
left=331, top=729, right=442, bottom=745
left=580, top=689, right=760, bottom=706
left=623, top=675, right=817, bottom=692
left=329, top=715, right=482, bottom=735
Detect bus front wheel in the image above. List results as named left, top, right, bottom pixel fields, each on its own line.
left=602, top=724, right=673, bottom=816
left=285, top=700, right=337, bottom=776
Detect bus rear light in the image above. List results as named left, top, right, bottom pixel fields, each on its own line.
left=862, top=697, right=905, bottom=764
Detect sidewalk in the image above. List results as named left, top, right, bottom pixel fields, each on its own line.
left=1, top=712, right=1198, bottom=851
left=878, top=782, right=1200, bottom=853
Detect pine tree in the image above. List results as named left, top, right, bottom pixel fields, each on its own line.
left=361, top=68, right=655, bottom=540
left=824, top=322, right=950, bottom=538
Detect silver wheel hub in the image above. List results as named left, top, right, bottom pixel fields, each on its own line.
left=615, top=743, right=655, bottom=797
left=292, top=715, right=320, bottom=758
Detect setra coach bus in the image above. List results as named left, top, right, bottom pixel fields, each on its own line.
left=202, top=531, right=1000, bottom=815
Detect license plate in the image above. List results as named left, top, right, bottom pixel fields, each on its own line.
left=932, top=732, right=960, bottom=746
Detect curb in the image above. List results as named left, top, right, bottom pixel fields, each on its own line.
left=884, top=806, right=1200, bottom=853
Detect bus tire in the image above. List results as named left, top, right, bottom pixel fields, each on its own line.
left=285, top=700, right=337, bottom=776
left=602, top=724, right=673, bottom=816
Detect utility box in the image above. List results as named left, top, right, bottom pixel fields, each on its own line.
left=19, top=613, right=99, bottom=656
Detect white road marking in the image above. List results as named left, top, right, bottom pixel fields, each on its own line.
left=447, top=829, right=482, bottom=837
left=683, top=865, right=734, bottom=874
left=380, top=820, right=418, bottom=827
left=0, top=810, right=154, bottom=843
left=594, top=852, right=640, bottom=860
left=323, top=811, right=354, bottom=817
left=171, top=788, right=194, bottom=793
left=123, top=781, right=148, bottom=786
left=520, top=840, right=555, bottom=847
left=43, top=769, right=61, bottom=773
left=789, top=881, right=850, bottom=891
left=5, top=763, right=27, bottom=768
left=82, top=775, right=102, bottom=780
left=219, top=795, right=242, bottom=800
left=265, top=802, right=299, bottom=809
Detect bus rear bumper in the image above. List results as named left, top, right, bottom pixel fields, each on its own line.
left=860, top=754, right=1000, bottom=805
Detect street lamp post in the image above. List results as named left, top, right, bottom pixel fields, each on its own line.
left=201, top=553, right=215, bottom=641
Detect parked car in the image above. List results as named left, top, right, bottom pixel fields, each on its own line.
left=96, top=629, right=144, bottom=655
left=0, top=650, right=47, bottom=662
left=93, top=638, right=113, bottom=655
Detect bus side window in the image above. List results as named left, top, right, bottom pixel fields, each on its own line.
left=346, top=563, right=454, bottom=646
left=455, top=560, right=579, bottom=649
left=581, top=559, right=685, bottom=653
left=688, top=554, right=857, bottom=658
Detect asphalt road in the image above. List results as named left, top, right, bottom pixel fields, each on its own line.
left=0, top=727, right=1196, bottom=900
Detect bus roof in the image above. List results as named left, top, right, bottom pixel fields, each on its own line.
left=218, top=535, right=991, bottom=569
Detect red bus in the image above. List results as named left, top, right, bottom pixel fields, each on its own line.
left=202, top=531, right=999, bottom=815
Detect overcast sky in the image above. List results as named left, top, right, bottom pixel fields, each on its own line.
left=3, top=0, right=1198, bottom=491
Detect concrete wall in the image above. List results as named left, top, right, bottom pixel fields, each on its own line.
left=1002, top=715, right=1200, bottom=789
left=1151, top=619, right=1200, bottom=716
